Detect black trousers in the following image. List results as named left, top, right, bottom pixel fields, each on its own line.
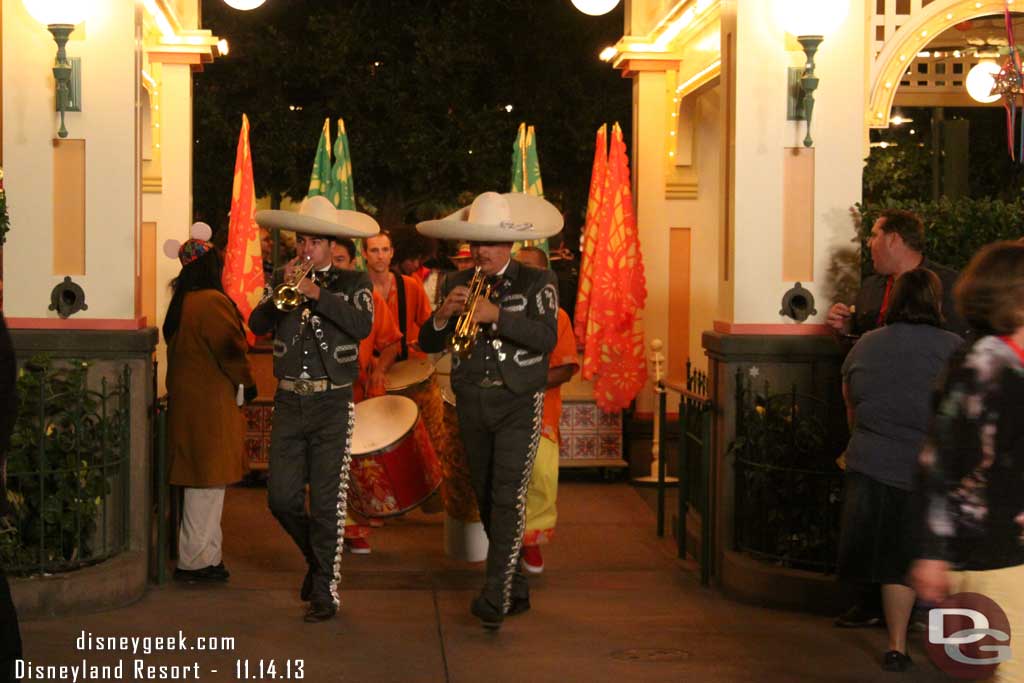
left=0, top=571, right=21, bottom=683
left=455, top=384, right=544, bottom=614
left=268, top=387, right=354, bottom=608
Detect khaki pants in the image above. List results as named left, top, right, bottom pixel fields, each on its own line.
left=178, top=487, right=225, bottom=570
left=947, top=563, right=1024, bottom=683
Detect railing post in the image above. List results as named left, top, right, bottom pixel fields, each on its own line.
left=656, top=381, right=667, bottom=537
left=700, top=408, right=713, bottom=586
left=156, top=397, right=168, bottom=584
left=677, top=397, right=689, bottom=559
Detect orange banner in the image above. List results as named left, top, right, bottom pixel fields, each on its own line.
left=584, top=123, right=647, bottom=413
left=575, top=124, right=607, bottom=379
left=222, top=114, right=265, bottom=346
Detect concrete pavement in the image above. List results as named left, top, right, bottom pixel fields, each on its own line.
left=18, top=478, right=950, bottom=682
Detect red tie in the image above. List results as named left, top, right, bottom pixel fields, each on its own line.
left=876, top=276, right=894, bottom=327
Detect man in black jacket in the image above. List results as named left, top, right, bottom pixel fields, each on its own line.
left=0, top=311, right=21, bottom=682
left=827, top=209, right=969, bottom=341
left=250, top=197, right=378, bottom=623
left=418, top=192, right=563, bottom=629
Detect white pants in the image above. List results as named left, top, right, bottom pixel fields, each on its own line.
left=178, top=487, right=225, bottom=570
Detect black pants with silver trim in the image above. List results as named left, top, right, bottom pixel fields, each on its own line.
left=268, top=386, right=354, bottom=608
left=455, top=383, right=544, bottom=613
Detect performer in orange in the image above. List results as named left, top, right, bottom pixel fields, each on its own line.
left=332, top=238, right=403, bottom=553
left=514, top=247, right=579, bottom=574
left=364, top=232, right=432, bottom=360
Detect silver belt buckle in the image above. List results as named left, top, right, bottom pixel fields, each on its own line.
left=293, top=379, right=314, bottom=396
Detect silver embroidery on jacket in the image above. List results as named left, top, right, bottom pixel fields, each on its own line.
left=329, top=400, right=356, bottom=607
left=500, top=294, right=527, bottom=313
left=536, top=284, right=558, bottom=314
left=501, top=391, right=545, bottom=615
left=333, top=344, right=358, bottom=364
left=513, top=349, right=544, bottom=367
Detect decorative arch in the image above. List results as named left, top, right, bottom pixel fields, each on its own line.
left=868, top=0, right=1015, bottom=128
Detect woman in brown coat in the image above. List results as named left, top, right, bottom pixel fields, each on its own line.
left=163, top=242, right=255, bottom=582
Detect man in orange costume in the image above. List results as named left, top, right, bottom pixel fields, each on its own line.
left=363, top=232, right=432, bottom=361
left=332, top=238, right=402, bottom=554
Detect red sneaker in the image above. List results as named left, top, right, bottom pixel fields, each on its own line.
left=521, top=545, right=543, bottom=574
left=345, top=537, right=371, bottom=555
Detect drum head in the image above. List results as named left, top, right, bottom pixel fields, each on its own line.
left=384, top=358, right=434, bottom=391
left=438, top=374, right=456, bottom=406
left=433, top=353, right=452, bottom=376
left=351, top=395, right=419, bottom=455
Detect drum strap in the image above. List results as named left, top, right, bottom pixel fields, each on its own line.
left=396, top=273, right=409, bottom=361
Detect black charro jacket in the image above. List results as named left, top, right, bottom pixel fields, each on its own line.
left=419, top=259, right=558, bottom=396
left=249, top=266, right=373, bottom=387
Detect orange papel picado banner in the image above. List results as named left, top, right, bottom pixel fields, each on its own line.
left=576, top=123, right=647, bottom=413
left=574, top=124, right=607, bottom=376
left=222, top=113, right=265, bottom=346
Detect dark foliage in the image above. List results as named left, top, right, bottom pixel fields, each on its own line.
left=194, top=0, right=630, bottom=239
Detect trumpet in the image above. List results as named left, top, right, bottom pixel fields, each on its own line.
left=449, top=267, right=493, bottom=358
left=273, top=257, right=317, bottom=312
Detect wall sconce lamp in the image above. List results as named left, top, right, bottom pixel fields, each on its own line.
left=776, top=0, right=849, bottom=148
left=22, top=0, right=93, bottom=139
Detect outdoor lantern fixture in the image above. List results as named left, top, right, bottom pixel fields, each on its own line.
left=223, top=0, right=267, bottom=9
left=22, top=0, right=93, bottom=139
left=571, top=0, right=621, bottom=17
left=776, top=0, right=849, bottom=148
left=966, top=61, right=1002, bottom=104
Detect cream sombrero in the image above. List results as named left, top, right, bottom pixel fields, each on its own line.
left=416, top=192, right=562, bottom=242
left=256, top=195, right=379, bottom=239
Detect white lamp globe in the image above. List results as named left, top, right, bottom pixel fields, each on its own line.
left=22, top=0, right=93, bottom=26
left=966, top=61, right=1002, bottom=104
left=571, top=0, right=621, bottom=17
left=223, top=0, right=266, bottom=9
left=774, top=0, right=849, bottom=37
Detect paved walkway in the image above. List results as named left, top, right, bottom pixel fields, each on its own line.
left=19, top=478, right=949, bottom=682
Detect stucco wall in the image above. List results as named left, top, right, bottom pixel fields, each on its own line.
left=728, top=0, right=867, bottom=325
left=3, top=0, right=139, bottom=319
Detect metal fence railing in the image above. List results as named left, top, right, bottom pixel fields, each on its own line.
left=1, top=358, right=131, bottom=576
left=661, top=360, right=714, bottom=585
left=731, top=369, right=845, bottom=574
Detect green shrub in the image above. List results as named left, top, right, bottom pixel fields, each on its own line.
left=1, top=356, right=128, bottom=573
left=855, top=198, right=1024, bottom=272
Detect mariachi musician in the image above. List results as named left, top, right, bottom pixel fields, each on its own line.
left=249, top=196, right=379, bottom=623
left=417, top=191, right=563, bottom=630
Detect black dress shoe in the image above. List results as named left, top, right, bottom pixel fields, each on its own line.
left=882, top=650, right=912, bottom=672
left=300, top=567, right=314, bottom=602
left=174, top=562, right=229, bottom=583
left=470, top=595, right=503, bottom=630
left=303, top=602, right=336, bottom=623
left=506, top=595, right=531, bottom=617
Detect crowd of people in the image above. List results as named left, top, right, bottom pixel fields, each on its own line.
left=828, top=209, right=1024, bottom=678
left=160, top=191, right=576, bottom=628
left=3, top=198, right=1022, bottom=676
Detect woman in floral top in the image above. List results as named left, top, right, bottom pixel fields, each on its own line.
left=912, top=241, right=1024, bottom=683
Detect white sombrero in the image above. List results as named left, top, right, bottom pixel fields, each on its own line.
left=256, top=195, right=379, bottom=239
left=416, top=192, right=563, bottom=242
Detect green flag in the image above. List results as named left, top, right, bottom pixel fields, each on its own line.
left=510, top=123, right=549, bottom=256
left=329, top=118, right=356, bottom=210
left=307, top=118, right=334, bottom=198
left=329, top=118, right=366, bottom=270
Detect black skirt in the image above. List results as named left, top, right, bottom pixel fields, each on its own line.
left=837, top=471, right=916, bottom=586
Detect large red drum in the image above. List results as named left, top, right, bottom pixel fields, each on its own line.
left=347, top=395, right=442, bottom=518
